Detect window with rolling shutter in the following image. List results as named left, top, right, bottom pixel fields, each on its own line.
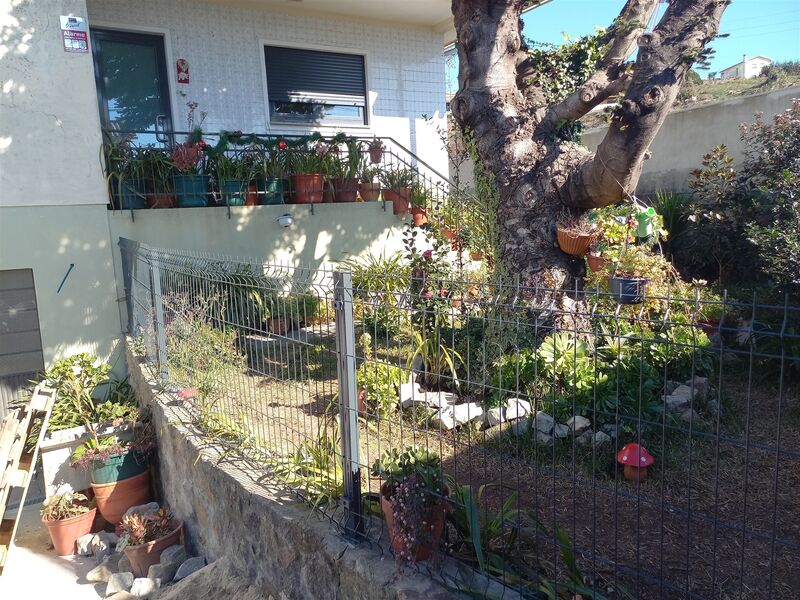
left=264, top=45, right=367, bottom=125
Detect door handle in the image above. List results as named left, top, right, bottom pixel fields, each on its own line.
left=155, top=114, right=167, bottom=143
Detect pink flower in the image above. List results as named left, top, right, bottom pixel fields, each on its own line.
left=421, top=290, right=434, bottom=299
left=278, top=140, right=288, bottom=150
left=178, top=387, right=198, bottom=400
left=422, top=249, right=433, bottom=260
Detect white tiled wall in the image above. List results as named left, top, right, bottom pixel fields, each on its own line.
left=86, top=0, right=448, bottom=172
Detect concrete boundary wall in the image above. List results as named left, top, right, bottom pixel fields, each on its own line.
left=125, top=341, right=456, bottom=600
left=583, top=86, right=800, bottom=194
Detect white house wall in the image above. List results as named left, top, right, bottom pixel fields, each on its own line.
left=85, top=0, right=449, bottom=175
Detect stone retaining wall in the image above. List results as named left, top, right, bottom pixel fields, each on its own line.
left=125, top=341, right=455, bottom=600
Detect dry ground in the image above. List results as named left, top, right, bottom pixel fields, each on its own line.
left=190, top=327, right=799, bottom=600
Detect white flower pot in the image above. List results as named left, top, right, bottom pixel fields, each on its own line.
left=39, top=422, right=132, bottom=497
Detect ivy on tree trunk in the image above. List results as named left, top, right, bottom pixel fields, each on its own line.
left=451, top=0, right=729, bottom=295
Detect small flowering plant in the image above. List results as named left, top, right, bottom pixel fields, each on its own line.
left=262, top=138, right=288, bottom=179
left=372, top=446, right=448, bottom=564
left=171, top=102, right=208, bottom=174
left=117, top=507, right=175, bottom=551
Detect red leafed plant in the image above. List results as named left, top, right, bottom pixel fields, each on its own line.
left=171, top=143, right=205, bottom=174
left=118, top=507, right=174, bottom=549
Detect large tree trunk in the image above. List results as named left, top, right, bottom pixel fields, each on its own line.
left=451, top=0, right=728, bottom=297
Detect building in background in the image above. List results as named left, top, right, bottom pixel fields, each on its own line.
left=720, top=54, right=774, bottom=79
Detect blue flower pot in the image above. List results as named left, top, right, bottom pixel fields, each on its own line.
left=258, top=177, right=284, bottom=205
left=111, top=177, right=146, bottom=210
left=90, top=452, right=148, bottom=484
left=173, top=174, right=210, bottom=208
left=609, top=276, right=647, bottom=305
left=220, top=179, right=246, bottom=206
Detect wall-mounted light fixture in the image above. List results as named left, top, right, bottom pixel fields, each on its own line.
left=276, top=214, right=294, bottom=228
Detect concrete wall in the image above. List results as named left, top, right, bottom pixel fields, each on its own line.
left=0, top=0, right=107, bottom=208
left=0, top=0, right=122, bottom=367
left=0, top=205, right=123, bottom=367
left=583, top=86, right=800, bottom=194
left=127, top=344, right=457, bottom=600
left=85, top=0, right=449, bottom=175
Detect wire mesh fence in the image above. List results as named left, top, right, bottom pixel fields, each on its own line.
left=119, top=237, right=800, bottom=600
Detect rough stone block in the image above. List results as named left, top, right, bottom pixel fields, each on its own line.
left=123, top=502, right=160, bottom=521
left=174, top=557, right=206, bottom=581
left=76, top=533, right=95, bottom=556
left=575, top=430, right=594, bottom=447
left=511, top=417, right=529, bottom=436
left=148, top=562, right=178, bottom=584
left=87, top=555, right=119, bottom=583
left=484, top=406, right=504, bottom=428
left=431, top=402, right=483, bottom=430
left=130, top=577, right=161, bottom=598
left=106, top=572, right=134, bottom=596
left=685, top=376, right=709, bottom=401
left=504, top=398, right=531, bottom=421
left=532, top=411, right=554, bottom=433
left=159, top=544, right=188, bottom=568
left=593, top=431, right=612, bottom=446
left=566, top=415, right=591, bottom=435
left=117, top=555, right=132, bottom=574
left=551, top=423, right=569, bottom=439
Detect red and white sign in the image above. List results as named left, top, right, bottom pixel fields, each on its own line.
left=60, top=15, right=88, bottom=53
left=177, top=59, right=190, bottom=84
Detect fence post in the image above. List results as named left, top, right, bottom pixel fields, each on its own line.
left=149, top=250, right=169, bottom=383
left=333, top=270, right=363, bottom=538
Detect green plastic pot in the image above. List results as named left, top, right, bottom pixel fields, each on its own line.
left=259, top=177, right=284, bottom=205
left=220, top=179, right=246, bottom=206
left=90, top=452, right=148, bottom=485
left=173, top=174, right=210, bottom=208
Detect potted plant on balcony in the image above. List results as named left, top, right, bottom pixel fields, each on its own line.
left=331, top=137, right=361, bottom=203
left=260, top=139, right=288, bottom=205
left=288, top=140, right=326, bottom=204
left=367, top=137, right=385, bottom=164
left=118, top=506, right=184, bottom=577
left=587, top=240, right=610, bottom=273
left=214, top=152, right=252, bottom=207
left=40, top=492, right=97, bottom=556
left=359, top=166, right=381, bottom=202
left=139, top=147, right=175, bottom=209
left=103, top=131, right=146, bottom=210
left=380, top=168, right=415, bottom=217
left=409, top=182, right=429, bottom=227
left=556, top=211, right=598, bottom=256
left=372, top=446, right=449, bottom=563
left=171, top=131, right=209, bottom=208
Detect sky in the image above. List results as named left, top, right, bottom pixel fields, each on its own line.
left=446, top=0, right=800, bottom=93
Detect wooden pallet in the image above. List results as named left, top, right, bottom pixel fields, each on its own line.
left=0, top=384, right=55, bottom=575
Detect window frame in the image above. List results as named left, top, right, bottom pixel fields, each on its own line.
left=260, top=40, right=372, bottom=130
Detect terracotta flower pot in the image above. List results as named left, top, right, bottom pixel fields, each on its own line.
left=42, top=507, right=97, bottom=556
left=332, top=177, right=360, bottom=203
left=90, top=470, right=151, bottom=527
left=322, top=180, right=335, bottom=203
left=587, top=254, right=609, bottom=273
left=290, top=174, right=324, bottom=204
left=357, top=388, right=368, bottom=416
left=411, top=206, right=428, bottom=227
left=358, top=182, right=381, bottom=202
left=380, top=483, right=449, bottom=562
left=123, top=519, right=184, bottom=577
left=440, top=227, right=456, bottom=241
left=383, top=187, right=411, bottom=217
left=470, top=251, right=483, bottom=261
left=271, top=316, right=292, bottom=336
left=148, top=194, right=175, bottom=209
left=556, top=226, right=595, bottom=255
left=245, top=182, right=259, bottom=206
left=368, top=144, right=384, bottom=164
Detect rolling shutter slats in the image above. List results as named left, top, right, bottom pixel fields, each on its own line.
left=264, top=46, right=366, bottom=106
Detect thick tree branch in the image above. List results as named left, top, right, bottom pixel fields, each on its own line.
left=539, top=0, right=660, bottom=132
left=565, top=0, right=728, bottom=207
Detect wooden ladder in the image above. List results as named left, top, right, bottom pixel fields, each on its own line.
left=0, top=384, right=56, bottom=575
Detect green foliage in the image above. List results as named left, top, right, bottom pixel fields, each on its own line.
left=271, top=424, right=343, bottom=507
left=118, top=507, right=174, bottom=550
left=409, top=326, right=464, bottom=390
left=371, top=446, right=443, bottom=494
left=379, top=168, right=415, bottom=189
left=522, top=32, right=605, bottom=141
left=356, top=333, right=405, bottom=417
left=165, top=294, right=246, bottom=401
left=40, top=492, right=92, bottom=521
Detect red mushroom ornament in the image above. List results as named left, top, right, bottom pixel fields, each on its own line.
left=617, top=443, right=654, bottom=482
